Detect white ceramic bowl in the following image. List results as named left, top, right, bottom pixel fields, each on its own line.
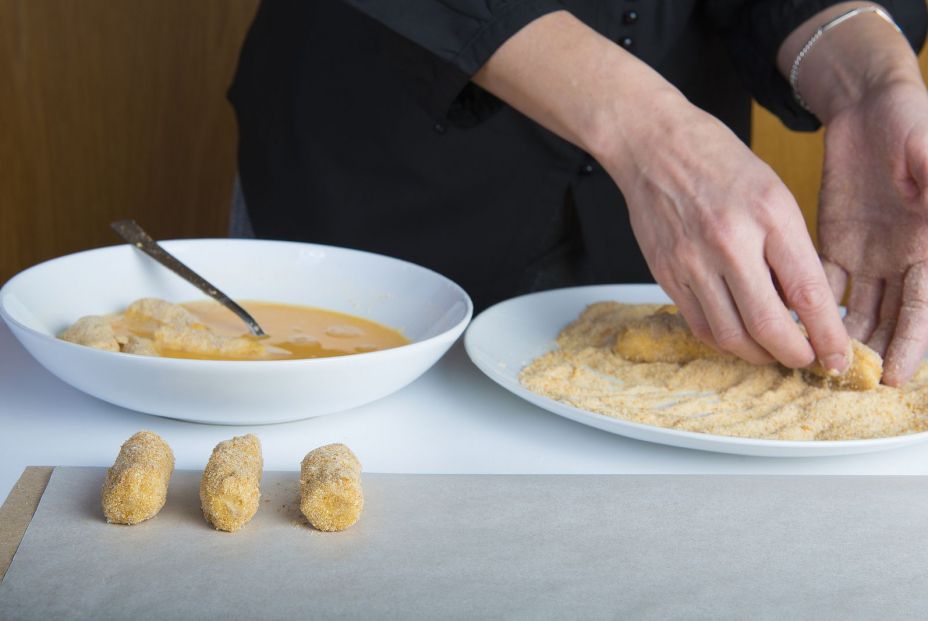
left=0, top=239, right=472, bottom=424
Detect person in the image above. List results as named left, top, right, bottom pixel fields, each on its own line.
left=229, top=0, right=928, bottom=386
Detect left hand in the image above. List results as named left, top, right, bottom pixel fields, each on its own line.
left=818, top=78, right=928, bottom=386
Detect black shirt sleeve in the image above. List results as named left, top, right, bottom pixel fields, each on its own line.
left=340, top=0, right=566, bottom=126
left=709, top=0, right=927, bottom=132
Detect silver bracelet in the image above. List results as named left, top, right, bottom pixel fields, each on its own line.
left=789, top=5, right=902, bottom=112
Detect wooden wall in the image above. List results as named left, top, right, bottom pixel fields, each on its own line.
left=0, top=3, right=925, bottom=283
left=0, top=0, right=259, bottom=284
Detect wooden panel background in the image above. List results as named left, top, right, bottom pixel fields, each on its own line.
left=0, top=3, right=925, bottom=284
left=0, top=0, right=259, bottom=284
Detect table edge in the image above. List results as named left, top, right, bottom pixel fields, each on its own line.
left=0, top=466, right=53, bottom=583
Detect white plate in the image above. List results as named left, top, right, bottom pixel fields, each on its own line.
left=464, top=284, right=928, bottom=457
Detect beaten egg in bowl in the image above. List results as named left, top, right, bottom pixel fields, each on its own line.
left=59, top=297, right=409, bottom=360
left=0, top=239, right=471, bottom=423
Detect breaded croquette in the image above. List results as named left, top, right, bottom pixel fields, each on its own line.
left=805, top=339, right=883, bottom=391
left=154, top=324, right=266, bottom=358
left=300, top=444, right=364, bottom=532
left=58, top=315, right=120, bottom=352
left=101, top=431, right=174, bottom=525
left=200, top=434, right=263, bottom=532
left=613, top=306, right=722, bottom=363
left=124, top=297, right=196, bottom=327
left=58, top=297, right=267, bottom=358
left=120, top=335, right=159, bottom=356
left=613, top=305, right=883, bottom=390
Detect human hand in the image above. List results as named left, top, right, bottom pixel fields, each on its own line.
left=603, top=98, right=850, bottom=370
left=819, top=79, right=928, bottom=386
left=470, top=9, right=848, bottom=370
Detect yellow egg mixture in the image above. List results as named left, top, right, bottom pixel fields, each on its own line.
left=58, top=297, right=408, bottom=360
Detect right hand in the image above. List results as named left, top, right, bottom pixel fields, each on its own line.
left=600, top=95, right=850, bottom=370
left=469, top=10, right=848, bottom=370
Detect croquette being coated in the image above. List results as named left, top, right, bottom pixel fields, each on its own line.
left=613, top=306, right=720, bottom=363
left=300, top=444, right=363, bottom=532
left=200, top=434, right=263, bottom=532
left=101, top=431, right=174, bottom=525
left=614, top=305, right=884, bottom=391
left=806, top=339, right=883, bottom=390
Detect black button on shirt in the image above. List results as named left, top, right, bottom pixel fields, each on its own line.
left=229, top=0, right=926, bottom=311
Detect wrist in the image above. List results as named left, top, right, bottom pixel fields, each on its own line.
left=581, top=78, right=690, bottom=182
left=814, top=33, right=921, bottom=123
left=780, top=2, right=921, bottom=124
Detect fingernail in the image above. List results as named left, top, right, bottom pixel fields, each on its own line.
left=822, top=353, right=848, bottom=376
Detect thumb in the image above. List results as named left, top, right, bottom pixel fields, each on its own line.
left=904, top=130, right=928, bottom=199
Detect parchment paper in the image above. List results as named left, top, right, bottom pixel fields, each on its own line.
left=2, top=468, right=928, bottom=620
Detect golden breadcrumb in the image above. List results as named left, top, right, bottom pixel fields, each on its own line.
left=101, top=431, right=174, bottom=525
left=200, top=434, right=263, bottom=532
left=300, top=444, right=363, bottom=532
left=519, top=302, right=928, bottom=441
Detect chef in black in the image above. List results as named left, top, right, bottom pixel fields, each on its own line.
left=229, top=1, right=928, bottom=386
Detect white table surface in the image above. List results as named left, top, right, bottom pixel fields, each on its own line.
left=4, top=319, right=928, bottom=504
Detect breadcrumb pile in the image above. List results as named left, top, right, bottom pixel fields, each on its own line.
left=520, top=302, right=928, bottom=441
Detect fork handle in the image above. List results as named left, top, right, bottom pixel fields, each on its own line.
left=110, top=219, right=267, bottom=337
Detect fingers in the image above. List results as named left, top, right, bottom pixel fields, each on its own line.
left=883, top=262, right=928, bottom=387
left=843, top=275, right=883, bottom=342
left=904, top=130, right=928, bottom=199
left=666, top=283, right=719, bottom=353
left=821, top=259, right=848, bottom=305
left=688, top=275, right=774, bottom=365
left=766, top=226, right=849, bottom=373
left=866, top=279, right=902, bottom=356
left=724, top=257, right=813, bottom=368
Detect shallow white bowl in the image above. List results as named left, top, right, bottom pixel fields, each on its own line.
left=0, top=239, right=472, bottom=424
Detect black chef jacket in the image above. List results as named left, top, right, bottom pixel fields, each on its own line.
left=229, top=0, right=926, bottom=311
